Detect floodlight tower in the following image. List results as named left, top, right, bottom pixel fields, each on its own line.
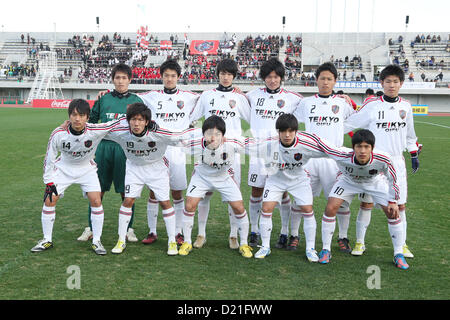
left=26, top=51, right=64, bottom=103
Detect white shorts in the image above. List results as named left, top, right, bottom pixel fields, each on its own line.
left=248, top=156, right=268, bottom=188
left=329, top=176, right=390, bottom=207
left=165, top=146, right=187, bottom=191
left=124, top=160, right=170, bottom=201
left=187, top=169, right=243, bottom=202
left=263, top=172, right=313, bottom=206
left=52, top=165, right=101, bottom=198
left=305, top=158, right=339, bottom=197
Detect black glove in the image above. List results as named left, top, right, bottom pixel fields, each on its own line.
left=148, top=120, right=159, bottom=132
left=410, top=152, right=419, bottom=173
left=43, top=183, right=58, bottom=203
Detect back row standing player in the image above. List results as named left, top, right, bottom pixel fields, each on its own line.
left=246, top=58, right=304, bottom=248
left=138, top=59, right=200, bottom=246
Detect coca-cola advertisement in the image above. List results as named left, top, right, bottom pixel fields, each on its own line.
left=33, top=99, right=95, bottom=109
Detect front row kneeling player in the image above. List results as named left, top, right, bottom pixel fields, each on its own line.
left=316, top=129, right=409, bottom=270
left=31, top=99, right=122, bottom=255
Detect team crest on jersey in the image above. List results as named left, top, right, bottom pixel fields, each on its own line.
left=294, top=153, right=302, bottom=161
left=399, top=110, right=406, bottom=119
left=229, top=100, right=236, bottom=108
left=331, top=105, right=339, bottom=114
left=277, top=99, right=285, bottom=108
left=369, top=169, right=378, bottom=175
left=177, top=100, right=184, bottom=109
left=84, top=140, right=92, bottom=148
left=148, top=141, right=156, bottom=148
left=222, top=153, right=228, bottom=160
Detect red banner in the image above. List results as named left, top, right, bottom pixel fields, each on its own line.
left=189, top=40, right=219, bottom=55
left=160, top=40, right=172, bottom=49
left=32, top=99, right=96, bottom=109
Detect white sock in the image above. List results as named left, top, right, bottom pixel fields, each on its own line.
left=118, top=206, right=132, bottom=241
left=337, top=206, right=351, bottom=239
left=228, top=204, right=239, bottom=238
left=90, top=206, right=104, bottom=243
left=259, top=211, right=273, bottom=248
left=388, top=218, right=404, bottom=255
left=280, top=195, right=291, bottom=235
left=249, top=196, right=262, bottom=233
left=302, top=211, right=316, bottom=250
left=290, top=205, right=302, bottom=237
left=197, top=192, right=212, bottom=237
left=399, top=209, right=407, bottom=245
left=147, top=198, right=159, bottom=234
left=321, top=214, right=336, bottom=251
left=182, top=209, right=195, bottom=244
left=162, top=208, right=176, bottom=243
left=173, top=198, right=185, bottom=235
left=356, top=207, right=372, bottom=244
left=41, top=205, right=56, bottom=242
left=234, top=210, right=249, bottom=246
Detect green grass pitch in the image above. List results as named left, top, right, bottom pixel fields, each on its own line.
left=0, top=108, right=448, bottom=300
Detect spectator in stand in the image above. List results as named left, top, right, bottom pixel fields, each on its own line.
left=408, top=72, right=414, bottom=82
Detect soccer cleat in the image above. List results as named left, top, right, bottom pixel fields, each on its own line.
left=31, top=239, right=53, bottom=252
left=249, top=232, right=260, bottom=247
left=275, top=234, right=288, bottom=249
left=351, top=242, right=366, bottom=256
left=402, top=244, right=414, bottom=258
left=229, top=237, right=239, bottom=250
left=287, top=235, right=299, bottom=251
left=239, top=245, right=253, bottom=258
left=254, top=246, right=271, bottom=259
left=306, top=248, right=319, bottom=262
left=167, top=242, right=179, bottom=256
left=178, top=242, right=193, bottom=256
left=393, top=253, right=409, bottom=270
left=337, top=238, right=352, bottom=253
left=141, top=232, right=158, bottom=244
left=111, top=239, right=126, bottom=254
left=175, top=233, right=185, bottom=245
left=193, top=235, right=206, bottom=248
left=92, top=241, right=107, bottom=255
left=318, top=249, right=332, bottom=264
left=77, top=227, right=93, bottom=241
left=126, top=228, right=138, bottom=242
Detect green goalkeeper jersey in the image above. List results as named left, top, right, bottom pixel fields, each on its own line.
left=89, top=90, right=143, bottom=126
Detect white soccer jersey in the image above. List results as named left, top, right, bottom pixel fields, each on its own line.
left=184, top=130, right=256, bottom=177
left=294, top=94, right=355, bottom=147
left=43, top=120, right=121, bottom=184
left=107, top=120, right=196, bottom=166
left=344, top=96, right=418, bottom=156
left=246, top=88, right=303, bottom=138
left=308, top=134, right=400, bottom=202
left=192, top=88, right=251, bottom=138
left=138, top=89, right=200, bottom=131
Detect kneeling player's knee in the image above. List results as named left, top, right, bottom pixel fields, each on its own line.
left=122, top=198, right=135, bottom=208
left=325, top=203, right=339, bottom=217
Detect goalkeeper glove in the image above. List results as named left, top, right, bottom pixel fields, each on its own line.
left=43, top=183, right=58, bottom=203
left=410, top=151, right=419, bottom=173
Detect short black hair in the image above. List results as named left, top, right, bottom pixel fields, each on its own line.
left=365, top=88, right=375, bottom=95
left=126, top=102, right=152, bottom=124
left=352, top=129, right=376, bottom=148
left=315, top=62, right=338, bottom=80
left=68, top=99, right=91, bottom=117
left=216, top=58, right=238, bottom=78
left=160, top=59, right=182, bottom=77
left=379, top=64, right=405, bottom=82
left=276, top=113, right=298, bottom=132
left=336, top=90, right=344, bottom=94
left=202, top=115, right=226, bottom=136
left=376, top=90, right=384, bottom=96
left=260, top=57, right=285, bottom=80
left=111, top=63, right=132, bottom=80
